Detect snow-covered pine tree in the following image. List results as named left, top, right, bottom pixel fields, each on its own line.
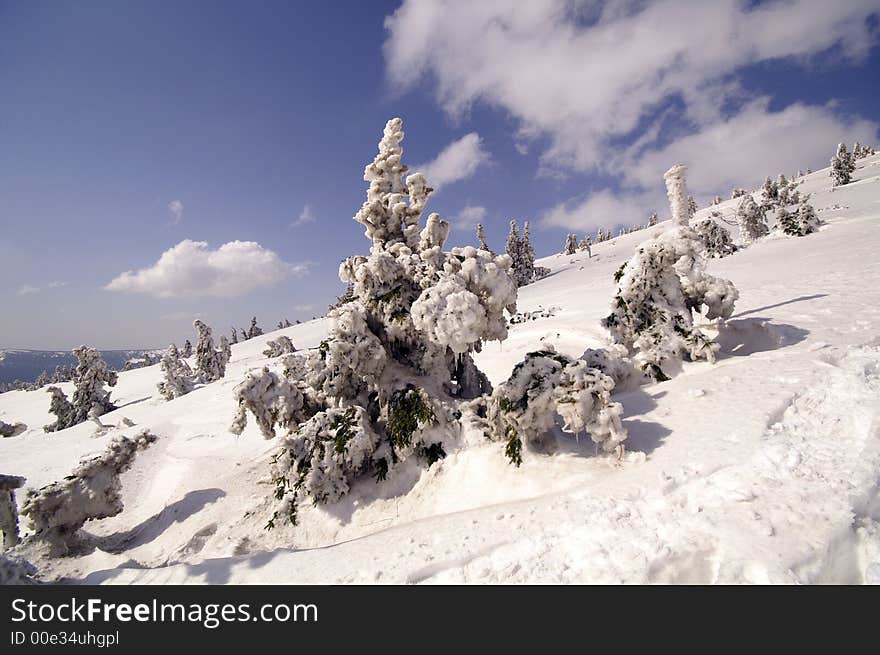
left=230, top=327, right=239, bottom=344
left=182, top=339, right=193, bottom=358
left=712, top=196, right=723, bottom=205
left=247, top=317, right=263, bottom=339
left=220, top=335, right=232, bottom=364
left=736, top=194, right=769, bottom=245
left=476, top=223, right=492, bottom=253
left=488, top=347, right=627, bottom=465
left=232, top=118, right=518, bottom=525
left=519, top=221, right=536, bottom=284
left=831, top=142, right=854, bottom=186
left=563, top=233, right=578, bottom=255
left=760, top=176, right=778, bottom=208
left=20, top=431, right=157, bottom=555
left=777, top=206, right=799, bottom=236
left=262, top=335, right=296, bottom=358
left=43, top=347, right=118, bottom=432
left=797, top=198, right=820, bottom=235
left=687, top=195, right=698, bottom=219
left=603, top=165, right=739, bottom=381
left=0, top=474, right=26, bottom=549
left=193, top=320, right=227, bottom=383
left=648, top=212, right=658, bottom=226
left=731, top=188, right=748, bottom=199
left=505, top=220, right=523, bottom=280
left=694, top=218, right=737, bottom=258
left=157, top=343, right=195, bottom=400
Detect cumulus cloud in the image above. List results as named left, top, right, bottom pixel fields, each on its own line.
left=291, top=204, right=316, bottom=228
left=415, top=133, right=489, bottom=189
left=541, top=189, right=663, bottom=234
left=385, top=0, right=879, bottom=223
left=451, top=205, right=487, bottom=231
left=16, top=285, right=40, bottom=297
left=105, top=239, right=308, bottom=299
left=168, top=199, right=184, bottom=224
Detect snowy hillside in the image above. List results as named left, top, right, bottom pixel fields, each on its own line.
left=2, top=154, right=880, bottom=584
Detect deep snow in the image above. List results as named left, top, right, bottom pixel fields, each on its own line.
left=2, top=155, right=880, bottom=584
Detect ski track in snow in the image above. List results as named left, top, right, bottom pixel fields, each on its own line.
left=2, top=156, right=880, bottom=584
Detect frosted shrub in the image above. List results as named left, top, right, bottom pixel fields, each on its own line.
left=262, top=335, right=296, bottom=358
left=488, top=348, right=627, bottom=465
left=0, top=553, right=38, bottom=584
left=736, top=195, right=768, bottom=245
left=233, top=118, right=518, bottom=526
left=44, top=347, right=118, bottom=432
left=157, top=344, right=195, bottom=401
left=20, top=431, right=157, bottom=555
left=603, top=167, right=738, bottom=381
left=694, top=218, right=737, bottom=258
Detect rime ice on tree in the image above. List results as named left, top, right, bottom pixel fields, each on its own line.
left=232, top=118, right=518, bottom=525
left=736, top=195, right=769, bottom=245
left=193, top=320, right=227, bottom=383
left=44, top=346, right=118, bottom=432
left=157, top=343, right=195, bottom=400
left=603, top=165, right=739, bottom=380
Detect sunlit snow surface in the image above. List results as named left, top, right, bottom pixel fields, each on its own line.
left=2, top=155, right=880, bottom=584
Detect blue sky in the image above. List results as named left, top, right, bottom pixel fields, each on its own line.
left=2, top=0, right=878, bottom=349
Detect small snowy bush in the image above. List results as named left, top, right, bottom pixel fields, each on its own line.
left=262, top=335, right=296, bottom=358
left=488, top=348, right=627, bottom=465
left=20, top=431, right=157, bottom=555
left=694, top=218, right=737, bottom=258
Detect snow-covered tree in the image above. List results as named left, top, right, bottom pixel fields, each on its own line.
left=1, top=474, right=26, bottom=549
left=505, top=219, right=522, bottom=266
left=831, top=142, right=855, bottom=186
left=648, top=212, right=658, bottom=226
left=760, top=176, right=778, bottom=208
left=262, top=335, right=296, bottom=358
left=777, top=206, right=799, bottom=236
left=231, top=367, right=308, bottom=440
left=219, top=335, right=232, bottom=363
left=156, top=343, right=195, bottom=401
left=795, top=199, right=820, bottom=236
left=20, top=431, right=157, bottom=555
left=578, top=235, right=592, bottom=256
left=736, top=194, right=769, bottom=245
left=0, top=420, right=26, bottom=438
left=665, top=164, right=690, bottom=226
left=230, top=327, right=239, bottom=345
left=233, top=118, right=518, bottom=525
left=488, top=347, right=627, bottom=465
left=181, top=339, right=193, bottom=358
left=731, top=188, right=748, bottom=199
left=193, top=320, right=227, bottom=383
left=43, top=347, right=118, bottom=432
left=694, top=218, right=737, bottom=258
left=687, top=195, right=698, bottom=219
left=246, top=317, right=263, bottom=339
left=519, top=221, right=536, bottom=283
left=563, top=233, right=578, bottom=255
left=603, top=165, right=739, bottom=381
left=712, top=196, right=723, bottom=205
left=476, top=223, right=492, bottom=253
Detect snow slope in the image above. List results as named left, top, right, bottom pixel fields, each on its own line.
left=2, top=155, right=880, bottom=584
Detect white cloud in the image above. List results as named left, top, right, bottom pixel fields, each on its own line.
left=16, top=284, right=39, bottom=297
left=168, top=199, right=184, bottom=224
left=291, top=204, right=316, bottom=228
left=385, top=0, right=879, bottom=224
left=451, top=205, right=487, bottom=231
left=541, top=189, right=661, bottom=234
left=415, top=133, right=489, bottom=189
left=47, top=280, right=68, bottom=288
left=105, top=239, right=308, bottom=299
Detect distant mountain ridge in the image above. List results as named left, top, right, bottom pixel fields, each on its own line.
left=0, top=349, right=161, bottom=385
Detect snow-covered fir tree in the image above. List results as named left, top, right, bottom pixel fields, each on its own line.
left=182, top=339, right=193, bottom=358
left=44, top=346, right=118, bottom=432
left=687, top=195, right=698, bottom=219
left=231, top=117, right=518, bottom=526
left=795, top=198, right=821, bottom=236
left=712, top=196, right=723, bottom=205
left=563, top=233, right=578, bottom=255
left=193, top=320, right=227, bottom=383
left=20, top=431, right=157, bottom=555
left=736, top=194, right=769, bottom=245
left=648, top=212, right=658, bottom=226
left=246, top=317, right=263, bottom=339
left=157, top=343, right=195, bottom=401
left=831, top=142, right=855, bottom=186
left=603, top=166, right=739, bottom=381
left=760, top=176, right=778, bottom=208
left=578, top=235, right=592, bottom=254
left=519, top=221, right=536, bottom=284
left=731, top=188, right=748, bottom=199
left=488, top=347, right=627, bottom=465
left=0, top=474, right=26, bottom=549
left=220, top=335, right=232, bottom=363
left=262, top=335, right=296, bottom=358
left=694, top=218, right=737, bottom=258
left=777, top=206, right=798, bottom=236
left=476, top=223, right=492, bottom=253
